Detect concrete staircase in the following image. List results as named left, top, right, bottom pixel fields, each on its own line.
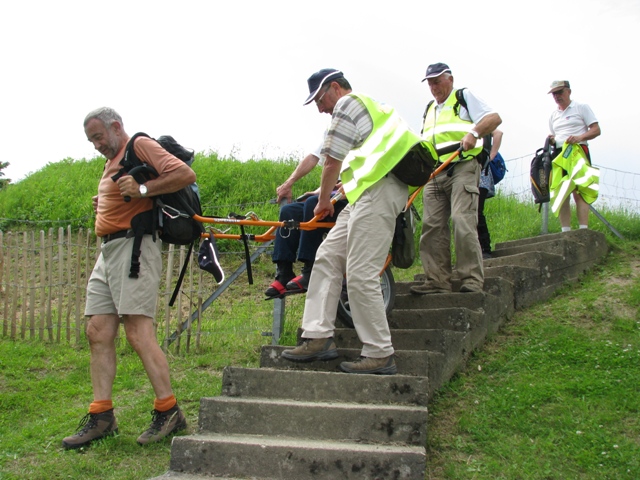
left=151, top=229, right=609, bottom=480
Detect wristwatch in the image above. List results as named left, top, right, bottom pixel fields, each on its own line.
left=470, top=130, right=480, bottom=139
left=139, top=184, right=148, bottom=197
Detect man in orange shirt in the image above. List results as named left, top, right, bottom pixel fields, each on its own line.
left=62, top=107, right=195, bottom=449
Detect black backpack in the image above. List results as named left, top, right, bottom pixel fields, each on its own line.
left=112, top=132, right=204, bottom=305
left=390, top=143, right=437, bottom=187
left=530, top=137, right=554, bottom=210
left=422, top=88, right=492, bottom=168
left=391, top=204, right=419, bottom=268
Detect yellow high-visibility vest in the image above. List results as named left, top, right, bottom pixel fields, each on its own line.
left=341, top=93, right=435, bottom=203
left=422, top=89, right=483, bottom=162
left=550, top=143, right=600, bottom=215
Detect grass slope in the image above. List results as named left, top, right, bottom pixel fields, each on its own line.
left=0, top=242, right=638, bottom=479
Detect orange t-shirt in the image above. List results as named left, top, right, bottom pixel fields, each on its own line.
left=95, top=136, right=187, bottom=237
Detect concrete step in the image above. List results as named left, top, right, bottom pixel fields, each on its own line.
left=222, top=366, right=430, bottom=406
left=151, top=473, right=244, bottom=480
left=393, top=289, right=486, bottom=310
left=334, top=327, right=466, bottom=355
left=486, top=251, right=587, bottom=281
left=261, top=346, right=452, bottom=396
left=167, top=433, right=426, bottom=480
left=389, top=307, right=488, bottom=353
left=495, top=229, right=607, bottom=256
left=495, top=232, right=607, bottom=273
left=494, top=237, right=579, bottom=258
left=393, top=290, right=509, bottom=338
left=486, top=249, right=563, bottom=270
left=198, top=396, right=428, bottom=446
left=387, top=306, right=484, bottom=330
left=261, top=345, right=435, bottom=376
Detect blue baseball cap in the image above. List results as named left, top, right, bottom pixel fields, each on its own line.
left=304, top=68, right=344, bottom=105
left=421, top=62, right=451, bottom=82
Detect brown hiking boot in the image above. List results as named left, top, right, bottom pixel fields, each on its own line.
left=340, top=355, right=397, bottom=375
left=281, top=338, right=339, bottom=362
left=62, top=409, right=118, bottom=450
left=136, top=404, right=187, bottom=445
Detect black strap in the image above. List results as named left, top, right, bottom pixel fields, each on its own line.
left=454, top=88, right=467, bottom=116
left=129, top=227, right=145, bottom=278
left=240, top=225, right=253, bottom=285
left=421, top=100, right=434, bottom=135
left=228, top=212, right=254, bottom=285
left=169, top=242, right=194, bottom=307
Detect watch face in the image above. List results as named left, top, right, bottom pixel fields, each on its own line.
left=140, top=185, right=147, bottom=196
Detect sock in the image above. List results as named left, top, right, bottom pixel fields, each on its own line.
left=154, top=394, right=177, bottom=412
left=89, top=399, right=113, bottom=414
left=579, top=225, right=588, bottom=229
left=561, top=226, right=571, bottom=232
left=301, top=261, right=313, bottom=275
left=276, top=261, right=294, bottom=281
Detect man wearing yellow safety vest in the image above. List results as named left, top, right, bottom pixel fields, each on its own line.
left=547, top=80, right=601, bottom=231
left=411, top=63, right=502, bottom=295
left=281, top=68, right=436, bottom=375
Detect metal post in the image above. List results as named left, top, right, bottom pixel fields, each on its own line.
left=541, top=202, right=549, bottom=235
left=271, top=296, right=286, bottom=345
left=269, top=197, right=290, bottom=345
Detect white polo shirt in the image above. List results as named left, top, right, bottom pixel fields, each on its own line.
left=549, top=101, right=598, bottom=148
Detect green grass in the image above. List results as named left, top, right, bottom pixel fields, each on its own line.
left=426, top=242, right=640, bottom=480
left=0, top=339, right=222, bottom=480
left=1, top=242, right=638, bottom=479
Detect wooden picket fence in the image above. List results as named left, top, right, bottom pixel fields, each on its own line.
left=0, top=228, right=217, bottom=352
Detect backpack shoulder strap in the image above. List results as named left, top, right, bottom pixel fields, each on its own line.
left=123, top=132, right=152, bottom=169
left=111, top=132, right=151, bottom=183
left=421, top=100, right=435, bottom=135
left=454, top=88, right=467, bottom=117
left=120, top=133, right=157, bottom=279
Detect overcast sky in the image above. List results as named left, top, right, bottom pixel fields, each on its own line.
left=1, top=0, right=638, bottom=184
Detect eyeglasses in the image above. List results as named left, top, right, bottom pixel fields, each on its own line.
left=315, top=85, right=331, bottom=105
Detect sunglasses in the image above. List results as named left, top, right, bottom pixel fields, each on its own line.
left=315, top=85, right=331, bottom=105
left=552, top=89, right=565, bottom=95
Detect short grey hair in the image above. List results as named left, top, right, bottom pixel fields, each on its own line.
left=83, top=107, right=123, bottom=128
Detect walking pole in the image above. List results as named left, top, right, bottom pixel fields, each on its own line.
left=589, top=205, right=625, bottom=240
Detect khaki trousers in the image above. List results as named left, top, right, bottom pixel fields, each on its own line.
left=301, top=174, right=406, bottom=358
left=419, top=159, right=484, bottom=290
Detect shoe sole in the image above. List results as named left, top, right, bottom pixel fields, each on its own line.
left=459, top=287, right=482, bottom=293
left=284, top=287, right=307, bottom=294
left=339, top=363, right=398, bottom=375
left=62, top=428, right=118, bottom=450
left=280, top=349, right=339, bottom=362
left=410, top=289, right=450, bottom=295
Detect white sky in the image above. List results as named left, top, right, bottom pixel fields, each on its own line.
left=1, top=0, right=638, bottom=183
